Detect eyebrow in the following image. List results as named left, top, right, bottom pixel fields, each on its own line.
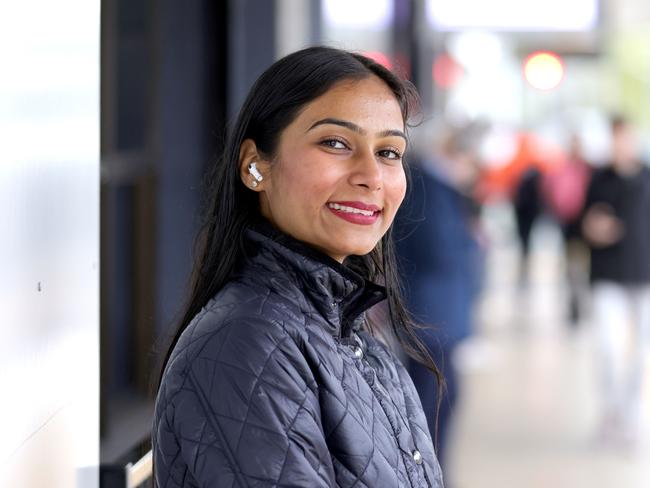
left=307, top=117, right=407, bottom=142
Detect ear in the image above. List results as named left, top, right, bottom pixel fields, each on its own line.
left=239, top=139, right=270, bottom=190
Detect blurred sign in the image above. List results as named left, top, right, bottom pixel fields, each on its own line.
left=427, top=0, right=598, bottom=31
left=324, top=0, right=393, bottom=29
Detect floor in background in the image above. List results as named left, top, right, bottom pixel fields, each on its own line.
left=448, top=206, right=650, bottom=488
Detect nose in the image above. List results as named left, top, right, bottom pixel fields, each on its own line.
left=349, top=148, right=382, bottom=191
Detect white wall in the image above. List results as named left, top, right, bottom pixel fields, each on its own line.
left=0, top=1, right=100, bottom=487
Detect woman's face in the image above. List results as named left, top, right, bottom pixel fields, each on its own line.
left=246, top=76, right=408, bottom=262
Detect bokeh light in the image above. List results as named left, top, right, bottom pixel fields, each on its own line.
left=523, top=51, right=565, bottom=90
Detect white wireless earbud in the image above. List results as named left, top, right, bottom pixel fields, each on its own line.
left=248, top=162, right=264, bottom=182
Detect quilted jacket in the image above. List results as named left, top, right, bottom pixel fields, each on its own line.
left=153, top=222, right=444, bottom=487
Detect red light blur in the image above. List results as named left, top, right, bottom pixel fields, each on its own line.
left=432, top=53, right=464, bottom=89
left=362, top=51, right=393, bottom=70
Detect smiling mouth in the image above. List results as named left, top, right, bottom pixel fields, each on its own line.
left=327, top=202, right=380, bottom=217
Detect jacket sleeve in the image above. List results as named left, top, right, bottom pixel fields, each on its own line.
left=155, top=316, right=336, bottom=487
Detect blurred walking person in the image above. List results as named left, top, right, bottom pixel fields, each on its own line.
left=542, top=134, right=592, bottom=326
left=395, top=121, right=486, bottom=474
left=582, top=115, right=650, bottom=447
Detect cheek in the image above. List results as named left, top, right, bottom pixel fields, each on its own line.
left=386, top=168, right=407, bottom=208
left=273, top=161, right=336, bottom=211
left=289, top=158, right=342, bottom=200
left=293, top=169, right=330, bottom=202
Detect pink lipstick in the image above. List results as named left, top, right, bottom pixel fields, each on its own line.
left=326, top=201, right=381, bottom=225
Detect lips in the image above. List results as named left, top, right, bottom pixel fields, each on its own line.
left=326, top=201, right=381, bottom=225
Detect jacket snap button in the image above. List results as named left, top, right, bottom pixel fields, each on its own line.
left=412, top=450, right=423, bottom=465
left=353, top=346, right=363, bottom=359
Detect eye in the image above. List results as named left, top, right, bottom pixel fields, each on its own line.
left=320, top=138, right=349, bottom=150
left=377, top=148, right=403, bottom=161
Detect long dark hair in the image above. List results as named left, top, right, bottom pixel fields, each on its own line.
left=157, top=46, right=443, bottom=394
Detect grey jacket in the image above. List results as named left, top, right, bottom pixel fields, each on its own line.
left=153, top=223, right=444, bottom=487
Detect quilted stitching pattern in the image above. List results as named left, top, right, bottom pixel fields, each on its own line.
left=153, top=227, right=444, bottom=487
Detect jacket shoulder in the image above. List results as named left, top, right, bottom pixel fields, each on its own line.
left=154, top=282, right=333, bottom=486
left=164, top=282, right=307, bottom=385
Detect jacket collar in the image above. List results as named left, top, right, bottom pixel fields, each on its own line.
left=242, top=219, right=387, bottom=338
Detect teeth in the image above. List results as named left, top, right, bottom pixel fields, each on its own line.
left=328, top=203, right=375, bottom=216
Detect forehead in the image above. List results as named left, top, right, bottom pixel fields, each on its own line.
left=293, top=76, right=405, bottom=130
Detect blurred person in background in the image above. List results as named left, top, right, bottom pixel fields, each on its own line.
left=395, top=120, right=487, bottom=474
left=581, top=115, right=650, bottom=447
left=541, top=133, right=592, bottom=326
left=513, top=164, right=543, bottom=286
left=153, top=47, right=445, bottom=487
left=508, top=134, right=548, bottom=289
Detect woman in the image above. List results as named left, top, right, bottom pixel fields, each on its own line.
left=153, top=46, right=444, bottom=487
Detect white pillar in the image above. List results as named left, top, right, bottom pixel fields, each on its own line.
left=0, top=1, right=100, bottom=486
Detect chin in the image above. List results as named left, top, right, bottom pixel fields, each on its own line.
left=340, top=243, right=379, bottom=259
left=320, top=233, right=382, bottom=261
